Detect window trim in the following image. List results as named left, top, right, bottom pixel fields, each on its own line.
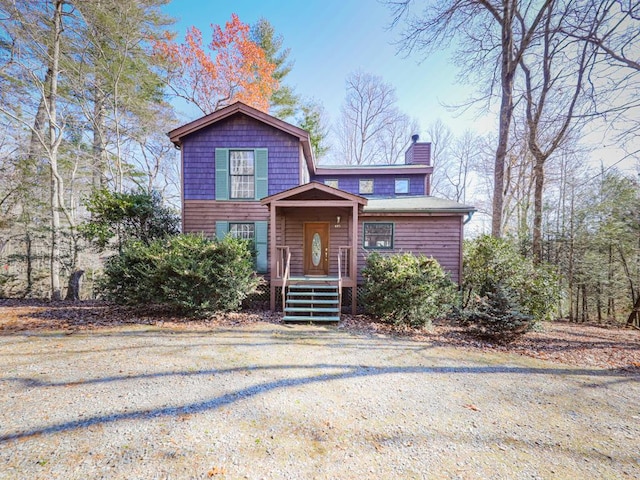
left=324, top=179, right=339, bottom=189
left=229, top=150, right=255, bottom=200
left=359, top=178, right=374, bottom=195
left=363, top=222, right=394, bottom=250
left=395, top=178, right=410, bottom=194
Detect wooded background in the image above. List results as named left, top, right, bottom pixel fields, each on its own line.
left=0, top=0, right=638, bottom=325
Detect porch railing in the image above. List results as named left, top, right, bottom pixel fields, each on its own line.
left=337, top=246, right=351, bottom=310
left=276, top=246, right=290, bottom=279
left=276, top=246, right=291, bottom=312
left=337, top=246, right=351, bottom=280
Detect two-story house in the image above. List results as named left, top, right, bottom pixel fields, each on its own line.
left=169, top=102, right=474, bottom=321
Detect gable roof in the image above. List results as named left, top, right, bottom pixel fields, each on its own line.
left=261, top=181, right=368, bottom=206
left=167, top=102, right=316, bottom=174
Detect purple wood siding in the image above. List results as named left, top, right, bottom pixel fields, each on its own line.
left=182, top=113, right=300, bottom=200
left=312, top=174, right=425, bottom=196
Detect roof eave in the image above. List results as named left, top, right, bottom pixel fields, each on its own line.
left=362, top=208, right=475, bottom=214
left=315, top=165, right=432, bottom=175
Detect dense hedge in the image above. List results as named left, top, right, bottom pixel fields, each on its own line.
left=362, top=252, right=457, bottom=328
left=99, top=234, right=261, bottom=315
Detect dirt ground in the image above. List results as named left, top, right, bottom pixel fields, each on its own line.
left=1, top=299, right=639, bottom=372
left=1, top=301, right=639, bottom=479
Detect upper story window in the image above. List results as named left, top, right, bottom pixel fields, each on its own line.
left=395, top=178, right=409, bottom=194
left=324, top=179, right=339, bottom=189
left=230, top=150, right=255, bottom=199
left=215, top=148, right=267, bottom=201
left=359, top=179, right=374, bottom=195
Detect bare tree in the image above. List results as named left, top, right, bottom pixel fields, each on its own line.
left=566, top=1, right=640, bottom=150
left=335, top=71, right=416, bottom=165
left=519, top=1, right=599, bottom=262
left=433, top=129, right=480, bottom=203
left=389, top=0, right=551, bottom=237
left=426, top=120, right=453, bottom=197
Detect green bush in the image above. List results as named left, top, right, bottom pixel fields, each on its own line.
left=460, top=284, right=534, bottom=342
left=461, top=235, right=559, bottom=340
left=362, top=252, right=458, bottom=328
left=99, top=234, right=261, bottom=315
left=81, top=188, right=180, bottom=252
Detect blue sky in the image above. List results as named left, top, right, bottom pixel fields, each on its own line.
left=162, top=0, right=485, bottom=140
left=162, top=1, right=636, bottom=173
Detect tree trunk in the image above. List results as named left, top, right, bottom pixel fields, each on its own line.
left=627, top=295, right=640, bottom=327
left=24, top=231, right=32, bottom=298
left=65, top=269, right=84, bottom=301
left=491, top=30, right=516, bottom=238
left=531, top=157, right=544, bottom=263
left=608, top=244, right=615, bottom=320
left=596, top=281, right=602, bottom=323
left=48, top=0, right=64, bottom=301
left=92, top=80, right=107, bottom=188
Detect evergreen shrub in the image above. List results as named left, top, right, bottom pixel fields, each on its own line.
left=461, top=235, right=559, bottom=341
left=99, top=234, right=261, bottom=315
left=460, top=283, right=534, bottom=342
left=362, top=252, right=457, bottom=328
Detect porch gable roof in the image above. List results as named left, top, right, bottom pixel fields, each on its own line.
left=260, top=181, right=368, bottom=207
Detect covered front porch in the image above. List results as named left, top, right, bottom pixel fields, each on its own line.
left=261, top=182, right=368, bottom=318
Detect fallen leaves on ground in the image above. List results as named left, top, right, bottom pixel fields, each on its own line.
left=207, top=466, right=226, bottom=477
left=1, top=299, right=639, bottom=373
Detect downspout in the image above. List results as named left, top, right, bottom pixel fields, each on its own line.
left=463, top=210, right=476, bottom=225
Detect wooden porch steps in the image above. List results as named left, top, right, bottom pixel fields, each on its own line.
left=283, top=282, right=341, bottom=323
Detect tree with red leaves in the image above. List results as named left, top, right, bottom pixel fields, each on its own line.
left=155, top=13, right=277, bottom=114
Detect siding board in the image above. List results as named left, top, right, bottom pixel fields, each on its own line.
left=357, top=215, right=462, bottom=283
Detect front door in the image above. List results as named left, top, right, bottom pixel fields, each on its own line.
left=304, top=222, right=329, bottom=276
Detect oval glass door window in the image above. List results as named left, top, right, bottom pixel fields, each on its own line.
left=311, top=233, right=322, bottom=266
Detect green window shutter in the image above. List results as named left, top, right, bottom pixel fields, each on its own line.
left=254, top=148, right=268, bottom=200
left=215, top=221, right=229, bottom=240
left=215, top=148, right=229, bottom=200
left=255, top=220, right=268, bottom=273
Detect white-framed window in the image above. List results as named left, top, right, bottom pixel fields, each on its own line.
left=216, top=220, right=268, bottom=273
left=324, top=179, right=339, bottom=189
left=359, top=179, right=374, bottom=194
left=230, top=150, right=255, bottom=199
left=229, top=223, right=255, bottom=240
left=395, top=178, right=409, bottom=194
left=363, top=223, right=394, bottom=249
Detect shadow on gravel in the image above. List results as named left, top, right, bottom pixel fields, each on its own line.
left=1, top=362, right=637, bottom=444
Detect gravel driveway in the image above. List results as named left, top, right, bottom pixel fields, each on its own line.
left=1, top=322, right=639, bottom=479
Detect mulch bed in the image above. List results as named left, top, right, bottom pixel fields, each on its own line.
left=1, top=299, right=639, bottom=373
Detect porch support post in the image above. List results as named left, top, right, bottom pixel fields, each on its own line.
left=269, top=202, right=277, bottom=311
left=351, top=202, right=359, bottom=315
